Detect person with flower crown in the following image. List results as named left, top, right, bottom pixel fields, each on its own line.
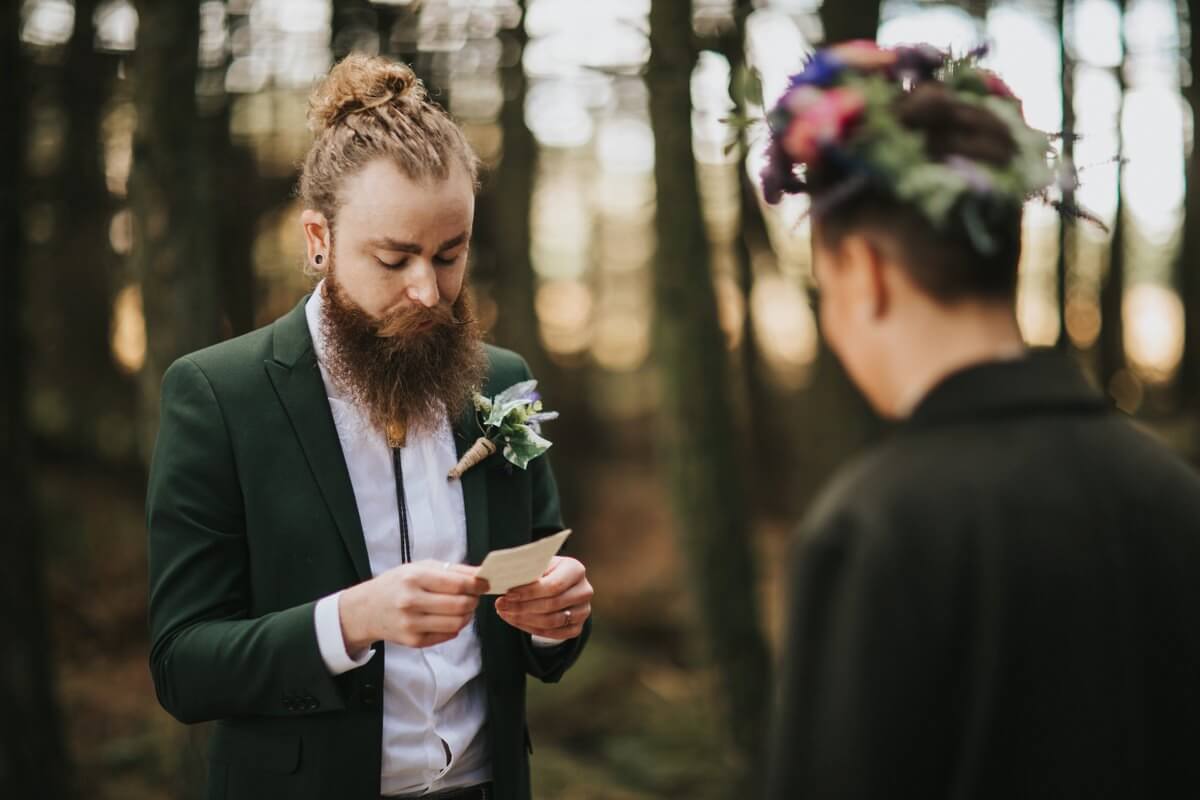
left=763, top=41, right=1200, bottom=798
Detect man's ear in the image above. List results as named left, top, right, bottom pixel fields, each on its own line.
left=839, top=233, right=889, bottom=322
left=300, top=209, right=331, bottom=271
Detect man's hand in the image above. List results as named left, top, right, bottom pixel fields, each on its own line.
left=494, top=556, right=592, bottom=640
left=339, top=560, right=489, bottom=651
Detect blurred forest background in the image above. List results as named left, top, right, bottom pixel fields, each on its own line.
left=5, top=0, right=1200, bottom=798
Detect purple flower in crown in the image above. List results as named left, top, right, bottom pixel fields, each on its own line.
left=789, top=40, right=900, bottom=90
left=788, top=49, right=845, bottom=89
left=760, top=138, right=806, bottom=204
left=945, top=155, right=995, bottom=193
left=892, top=43, right=948, bottom=83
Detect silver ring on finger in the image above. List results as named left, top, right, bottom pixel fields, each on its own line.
left=563, top=608, right=573, bottom=626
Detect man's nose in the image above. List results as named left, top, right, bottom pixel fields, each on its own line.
left=404, top=261, right=440, bottom=308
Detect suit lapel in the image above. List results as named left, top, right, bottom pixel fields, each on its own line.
left=454, top=401, right=491, bottom=566
left=265, top=298, right=373, bottom=582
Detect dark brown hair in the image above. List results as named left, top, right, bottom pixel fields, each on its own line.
left=812, top=84, right=1024, bottom=302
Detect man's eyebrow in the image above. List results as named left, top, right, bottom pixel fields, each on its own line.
left=367, top=237, right=421, bottom=254
left=438, top=232, right=468, bottom=251
left=367, top=232, right=468, bottom=253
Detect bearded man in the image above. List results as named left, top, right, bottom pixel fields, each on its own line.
left=147, top=55, right=592, bottom=800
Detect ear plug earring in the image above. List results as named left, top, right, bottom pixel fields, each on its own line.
left=314, top=254, right=324, bottom=265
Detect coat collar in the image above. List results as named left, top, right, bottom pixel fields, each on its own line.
left=904, top=349, right=1109, bottom=431
left=265, top=296, right=373, bottom=580
left=453, top=363, right=496, bottom=567
left=271, top=293, right=317, bottom=368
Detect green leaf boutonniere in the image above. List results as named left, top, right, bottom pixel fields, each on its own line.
left=447, top=380, right=559, bottom=480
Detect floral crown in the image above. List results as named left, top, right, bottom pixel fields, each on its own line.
left=760, top=41, right=1081, bottom=254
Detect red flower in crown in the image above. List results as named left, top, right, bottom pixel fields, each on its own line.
left=980, top=70, right=1017, bottom=100
left=781, top=87, right=867, bottom=165
left=978, top=69, right=1025, bottom=115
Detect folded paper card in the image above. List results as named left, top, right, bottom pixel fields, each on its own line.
left=477, top=529, right=572, bottom=595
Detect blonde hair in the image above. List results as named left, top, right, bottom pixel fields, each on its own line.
left=298, top=54, right=480, bottom=226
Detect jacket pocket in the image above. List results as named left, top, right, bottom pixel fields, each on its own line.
left=209, top=720, right=302, bottom=774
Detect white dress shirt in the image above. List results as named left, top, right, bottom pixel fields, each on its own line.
left=307, top=285, right=493, bottom=797
left=306, top=285, right=562, bottom=797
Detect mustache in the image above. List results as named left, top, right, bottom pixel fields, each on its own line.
left=374, top=298, right=475, bottom=339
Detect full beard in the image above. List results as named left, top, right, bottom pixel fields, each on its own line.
left=319, top=270, right=487, bottom=437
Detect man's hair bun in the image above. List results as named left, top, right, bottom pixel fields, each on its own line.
left=307, top=53, right=426, bottom=134
left=299, top=53, right=479, bottom=225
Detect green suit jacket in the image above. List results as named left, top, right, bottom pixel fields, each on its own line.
left=147, top=297, right=589, bottom=800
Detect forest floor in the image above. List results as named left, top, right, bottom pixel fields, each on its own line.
left=41, top=455, right=793, bottom=800
left=43, top=407, right=1199, bottom=799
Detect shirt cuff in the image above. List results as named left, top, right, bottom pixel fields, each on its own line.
left=314, top=591, right=375, bottom=675
left=530, top=634, right=569, bottom=648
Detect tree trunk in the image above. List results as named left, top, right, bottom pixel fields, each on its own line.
left=40, top=0, right=135, bottom=458
left=482, top=3, right=543, bottom=370
left=211, top=113, right=258, bottom=339
left=130, top=0, right=223, bottom=462
left=819, top=0, right=882, bottom=44
left=0, top=4, right=74, bottom=794
left=1099, top=3, right=1127, bottom=389
left=706, top=0, right=784, bottom=510
left=1179, top=0, right=1200, bottom=422
left=1099, top=178, right=1127, bottom=388
left=331, top=0, right=379, bottom=60
left=204, top=26, right=258, bottom=338
left=1056, top=0, right=1076, bottom=350
left=131, top=4, right=221, bottom=789
left=378, top=3, right=448, bottom=105
left=648, top=0, right=770, bottom=779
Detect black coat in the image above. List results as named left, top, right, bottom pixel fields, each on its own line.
left=766, top=352, right=1200, bottom=799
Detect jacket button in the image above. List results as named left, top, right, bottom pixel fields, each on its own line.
left=361, top=683, right=379, bottom=708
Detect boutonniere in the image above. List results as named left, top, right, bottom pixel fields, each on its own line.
left=448, top=380, right=559, bottom=480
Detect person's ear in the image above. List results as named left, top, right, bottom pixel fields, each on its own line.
left=838, top=234, right=889, bottom=322
left=300, top=209, right=331, bottom=272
